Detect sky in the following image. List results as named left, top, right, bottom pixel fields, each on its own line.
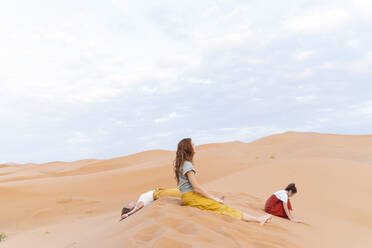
left=1, top=0, right=372, bottom=163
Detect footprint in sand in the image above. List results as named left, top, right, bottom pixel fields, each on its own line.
left=56, top=198, right=73, bottom=204
left=33, top=208, right=50, bottom=217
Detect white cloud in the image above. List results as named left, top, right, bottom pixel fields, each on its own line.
left=346, top=39, right=360, bottom=49
left=188, top=78, right=213, bottom=85
left=322, top=52, right=372, bottom=74
left=66, top=86, right=122, bottom=103
left=201, top=32, right=248, bottom=49
left=286, top=10, right=350, bottom=34
left=1, top=0, right=372, bottom=163
left=293, top=50, right=315, bottom=60
left=295, top=95, right=318, bottom=103
left=294, top=68, right=314, bottom=80
left=352, top=0, right=372, bottom=20
left=137, top=132, right=173, bottom=150
left=154, top=112, right=183, bottom=124
left=67, top=131, right=91, bottom=145
left=349, top=100, right=372, bottom=116
left=138, top=132, right=172, bottom=142
left=192, top=126, right=285, bottom=145
left=45, top=31, right=76, bottom=44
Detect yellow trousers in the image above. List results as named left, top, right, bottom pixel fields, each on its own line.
left=153, top=188, right=182, bottom=200
left=181, top=191, right=243, bottom=220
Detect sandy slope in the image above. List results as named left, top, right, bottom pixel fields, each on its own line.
left=1, top=132, right=372, bottom=247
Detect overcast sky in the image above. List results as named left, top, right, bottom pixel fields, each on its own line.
left=1, top=0, right=371, bottom=163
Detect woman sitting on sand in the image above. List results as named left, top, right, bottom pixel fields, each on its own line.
left=264, top=183, right=302, bottom=222
left=174, top=138, right=272, bottom=224
left=120, top=188, right=181, bottom=220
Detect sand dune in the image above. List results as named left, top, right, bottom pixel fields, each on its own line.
left=1, top=132, right=372, bottom=247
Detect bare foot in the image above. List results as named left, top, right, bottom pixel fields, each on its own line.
left=258, top=214, right=272, bottom=225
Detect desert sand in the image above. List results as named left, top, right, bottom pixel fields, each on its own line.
left=1, top=131, right=372, bottom=247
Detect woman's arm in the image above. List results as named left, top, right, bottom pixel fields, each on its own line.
left=186, top=171, right=224, bottom=203
left=283, top=202, right=301, bottom=222
left=121, top=201, right=144, bottom=220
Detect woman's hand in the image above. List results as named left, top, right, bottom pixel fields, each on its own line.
left=121, top=214, right=129, bottom=220
left=186, top=171, right=225, bottom=205
left=291, top=218, right=302, bottom=223
left=214, top=196, right=224, bottom=204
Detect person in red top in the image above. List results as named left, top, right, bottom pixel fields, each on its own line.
left=265, top=183, right=302, bottom=223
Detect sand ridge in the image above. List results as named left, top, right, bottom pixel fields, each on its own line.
left=1, top=132, right=372, bottom=247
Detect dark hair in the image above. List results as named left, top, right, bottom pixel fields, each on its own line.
left=285, top=183, right=297, bottom=193
left=121, top=207, right=131, bottom=215
left=173, top=138, right=195, bottom=184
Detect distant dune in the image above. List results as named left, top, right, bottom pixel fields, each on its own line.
left=1, top=132, right=372, bottom=247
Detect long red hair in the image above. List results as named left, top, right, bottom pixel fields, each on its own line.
left=173, top=138, right=195, bottom=184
